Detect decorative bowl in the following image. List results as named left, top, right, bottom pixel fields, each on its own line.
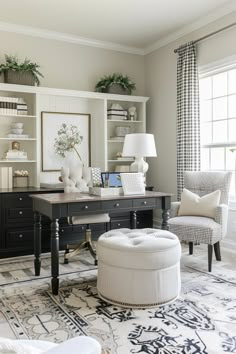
left=11, top=122, right=24, bottom=129
left=11, top=128, right=23, bottom=134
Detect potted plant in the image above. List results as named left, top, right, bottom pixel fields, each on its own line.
left=95, top=73, right=136, bottom=95
left=0, top=55, right=44, bottom=86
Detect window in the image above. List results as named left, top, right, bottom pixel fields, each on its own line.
left=200, top=66, right=236, bottom=200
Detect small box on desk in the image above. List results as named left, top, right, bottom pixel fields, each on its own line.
left=89, top=187, right=123, bottom=196
left=13, top=176, right=29, bottom=188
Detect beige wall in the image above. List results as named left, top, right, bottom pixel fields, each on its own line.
left=145, top=10, right=236, bottom=198
left=145, top=11, right=236, bottom=245
left=0, top=31, right=145, bottom=95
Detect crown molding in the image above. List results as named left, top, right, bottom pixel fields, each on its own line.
left=0, top=21, right=145, bottom=55
left=144, top=0, right=236, bottom=54
left=0, top=0, right=236, bottom=57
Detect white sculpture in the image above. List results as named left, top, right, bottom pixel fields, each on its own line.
left=128, top=106, right=137, bottom=121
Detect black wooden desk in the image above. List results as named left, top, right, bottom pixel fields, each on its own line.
left=31, top=191, right=171, bottom=294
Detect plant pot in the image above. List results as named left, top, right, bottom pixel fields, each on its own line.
left=105, top=84, right=131, bottom=95
left=4, top=70, right=35, bottom=86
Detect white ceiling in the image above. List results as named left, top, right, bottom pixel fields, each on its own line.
left=0, top=0, right=235, bottom=54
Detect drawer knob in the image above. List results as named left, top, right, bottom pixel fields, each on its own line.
left=19, top=211, right=23, bottom=215
left=61, top=229, right=64, bottom=233
left=19, top=234, right=23, bottom=238
left=115, top=203, right=120, bottom=207
left=117, top=223, right=121, bottom=227
left=84, top=205, right=89, bottom=209
left=19, top=197, right=23, bottom=201
left=143, top=201, right=147, bottom=205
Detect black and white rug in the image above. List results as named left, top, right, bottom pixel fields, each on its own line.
left=0, top=248, right=235, bottom=354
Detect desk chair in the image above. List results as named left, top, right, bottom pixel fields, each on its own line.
left=61, top=165, right=110, bottom=265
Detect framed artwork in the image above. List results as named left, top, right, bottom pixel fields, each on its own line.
left=41, top=112, right=91, bottom=172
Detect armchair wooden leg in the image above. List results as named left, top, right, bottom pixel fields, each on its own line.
left=189, top=242, right=193, bottom=255
left=208, top=245, right=213, bottom=272
left=214, top=241, right=221, bottom=261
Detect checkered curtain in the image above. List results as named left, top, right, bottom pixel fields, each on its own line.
left=176, top=41, right=200, bottom=200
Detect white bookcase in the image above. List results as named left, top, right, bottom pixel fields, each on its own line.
left=106, top=98, right=146, bottom=172
left=0, top=83, right=149, bottom=187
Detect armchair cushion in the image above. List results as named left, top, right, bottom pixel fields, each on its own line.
left=169, top=216, right=222, bottom=244
left=178, top=188, right=221, bottom=219
left=171, top=202, right=181, bottom=218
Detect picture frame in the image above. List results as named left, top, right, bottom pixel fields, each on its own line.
left=41, top=112, right=91, bottom=172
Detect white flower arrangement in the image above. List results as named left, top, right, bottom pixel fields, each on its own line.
left=54, top=123, right=83, bottom=161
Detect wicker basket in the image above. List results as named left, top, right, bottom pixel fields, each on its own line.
left=4, top=70, right=35, bottom=86
left=105, top=84, right=131, bottom=95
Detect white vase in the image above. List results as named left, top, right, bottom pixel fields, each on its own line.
left=64, top=151, right=83, bottom=169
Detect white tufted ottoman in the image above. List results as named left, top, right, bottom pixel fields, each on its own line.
left=97, top=228, right=181, bottom=308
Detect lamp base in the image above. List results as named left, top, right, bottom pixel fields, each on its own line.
left=130, top=157, right=148, bottom=174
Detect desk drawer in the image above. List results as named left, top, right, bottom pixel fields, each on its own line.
left=8, top=208, right=34, bottom=220
left=6, top=229, right=33, bottom=248
left=133, top=198, right=156, bottom=208
left=111, top=219, right=131, bottom=229
left=102, top=199, right=132, bottom=211
left=4, top=193, right=32, bottom=208
left=68, top=201, right=101, bottom=214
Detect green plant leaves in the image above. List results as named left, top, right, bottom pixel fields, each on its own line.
left=0, top=55, right=44, bottom=86
left=95, top=73, right=136, bottom=93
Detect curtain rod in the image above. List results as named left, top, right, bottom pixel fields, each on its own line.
left=174, top=22, right=236, bottom=53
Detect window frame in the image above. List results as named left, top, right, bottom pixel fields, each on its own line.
left=199, top=58, right=236, bottom=204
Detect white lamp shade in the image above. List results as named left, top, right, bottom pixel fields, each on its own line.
left=122, top=133, right=157, bottom=157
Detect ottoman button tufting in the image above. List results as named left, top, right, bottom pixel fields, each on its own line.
left=97, top=228, right=181, bottom=308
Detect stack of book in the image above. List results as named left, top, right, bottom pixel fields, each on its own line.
left=0, top=167, right=12, bottom=188
left=0, top=97, right=28, bottom=115
left=107, top=103, right=128, bottom=120
left=0, top=97, right=18, bottom=115
left=107, top=108, right=128, bottom=120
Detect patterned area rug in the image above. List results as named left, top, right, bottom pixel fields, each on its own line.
left=0, top=247, right=236, bottom=354
left=0, top=251, right=96, bottom=286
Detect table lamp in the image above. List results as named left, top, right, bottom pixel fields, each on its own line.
left=122, top=133, right=157, bottom=174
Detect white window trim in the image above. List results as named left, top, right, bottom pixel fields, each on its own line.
left=199, top=56, right=236, bottom=208
left=199, top=55, right=236, bottom=78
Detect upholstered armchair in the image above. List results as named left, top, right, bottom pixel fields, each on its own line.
left=61, top=165, right=110, bottom=265
left=169, top=171, right=232, bottom=271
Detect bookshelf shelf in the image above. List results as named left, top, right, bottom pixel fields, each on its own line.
left=108, top=159, right=134, bottom=162
left=0, top=138, right=36, bottom=141
left=0, top=160, right=37, bottom=163
left=0, top=114, right=36, bottom=119
left=107, top=120, right=142, bottom=123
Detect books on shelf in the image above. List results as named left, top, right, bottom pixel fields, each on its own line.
left=4, top=150, right=28, bottom=160
left=0, top=97, right=28, bottom=115
left=0, top=167, right=12, bottom=188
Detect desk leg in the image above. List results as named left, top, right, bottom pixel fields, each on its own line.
left=131, top=211, right=137, bottom=229
left=34, top=212, right=42, bottom=276
left=162, top=209, right=170, bottom=230
left=51, top=219, right=59, bottom=295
